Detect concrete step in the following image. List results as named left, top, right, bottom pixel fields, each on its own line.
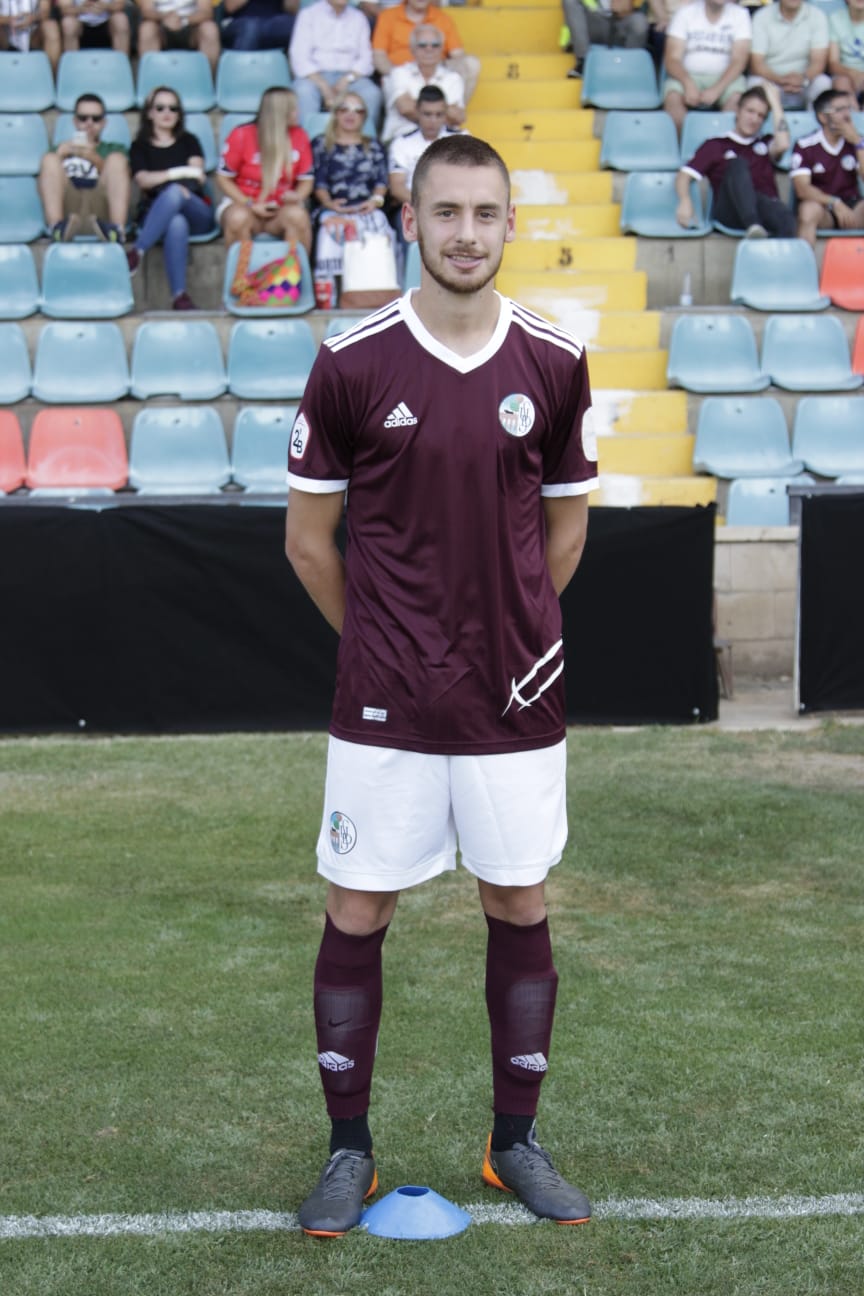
left=455, top=6, right=561, bottom=52
left=496, top=268, right=647, bottom=313
left=592, top=389, right=688, bottom=434
left=495, top=138, right=600, bottom=171
left=598, top=432, right=694, bottom=476
left=471, top=80, right=583, bottom=111
left=503, top=237, right=635, bottom=272
left=511, top=171, right=614, bottom=205
left=595, top=474, right=718, bottom=508
left=466, top=108, right=594, bottom=140
left=516, top=202, right=620, bottom=236
left=468, top=54, right=573, bottom=82
left=587, top=350, right=668, bottom=390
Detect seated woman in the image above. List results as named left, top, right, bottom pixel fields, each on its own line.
left=312, top=92, right=393, bottom=287
left=126, top=86, right=215, bottom=311
left=216, top=85, right=313, bottom=252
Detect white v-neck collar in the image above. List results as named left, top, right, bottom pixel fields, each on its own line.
left=400, top=289, right=513, bottom=374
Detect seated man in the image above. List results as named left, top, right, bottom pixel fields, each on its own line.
left=750, top=0, right=831, bottom=109
left=828, top=0, right=864, bottom=106
left=663, top=0, right=752, bottom=133
left=221, top=0, right=298, bottom=52
left=791, top=88, right=864, bottom=243
left=381, top=23, right=465, bottom=143
left=373, top=0, right=480, bottom=103
left=289, top=0, right=381, bottom=127
left=136, top=0, right=221, bottom=75
left=58, top=0, right=130, bottom=55
left=675, top=82, right=797, bottom=235
left=560, top=0, right=654, bottom=80
left=37, top=92, right=130, bottom=242
left=0, top=0, right=60, bottom=69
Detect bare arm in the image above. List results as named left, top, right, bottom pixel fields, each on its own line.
left=134, top=154, right=205, bottom=189
left=543, top=494, right=589, bottom=596
left=675, top=167, right=696, bottom=227
left=285, top=488, right=347, bottom=634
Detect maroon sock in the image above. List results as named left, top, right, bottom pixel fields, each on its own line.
left=313, top=913, right=388, bottom=1120
left=485, top=912, right=559, bottom=1118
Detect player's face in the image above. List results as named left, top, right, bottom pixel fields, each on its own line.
left=736, top=97, right=768, bottom=138
left=404, top=162, right=515, bottom=296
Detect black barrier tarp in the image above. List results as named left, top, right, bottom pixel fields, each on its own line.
left=799, top=493, right=864, bottom=713
left=0, top=502, right=717, bottom=732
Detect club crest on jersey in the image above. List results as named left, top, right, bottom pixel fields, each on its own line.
left=330, top=811, right=357, bottom=854
left=290, top=411, right=310, bottom=459
left=498, top=394, right=536, bottom=438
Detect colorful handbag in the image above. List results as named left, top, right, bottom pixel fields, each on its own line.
left=230, top=240, right=303, bottom=308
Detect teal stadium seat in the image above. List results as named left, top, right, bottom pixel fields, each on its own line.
left=730, top=239, right=829, bottom=311
left=0, top=52, right=54, bottom=112
left=667, top=315, right=770, bottom=392
left=620, top=172, right=710, bottom=237
left=216, top=50, right=291, bottom=112
left=0, top=410, right=26, bottom=492
left=32, top=322, right=130, bottom=402
left=693, top=397, right=804, bottom=477
left=227, top=319, right=316, bottom=398
left=600, top=111, right=680, bottom=171
left=0, top=114, right=48, bottom=175
left=55, top=50, right=135, bottom=112
left=129, top=407, right=231, bottom=493
left=185, top=112, right=218, bottom=172
left=137, top=51, right=215, bottom=112
left=0, top=323, right=32, bottom=403
left=222, top=240, right=315, bottom=315
left=231, top=405, right=297, bottom=492
left=725, top=475, right=815, bottom=525
left=791, top=395, right=864, bottom=476
left=0, top=177, right=45, bottom=243
left=130, top=320, right=227, bottom=400
left=53, top=111, right=131, bottom=150
left=40, top=243, right=134, bottom=318
left=581, top=48, right=661, bottom=109
left=761, top=314, right=863, bottom=391
left=679, top=111, right=735, bottom=164
left=0, top=244, right=40, bottom=318
left=403, top=240, right=421, bottom=289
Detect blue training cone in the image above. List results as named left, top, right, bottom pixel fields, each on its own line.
left=360, top=1186, right=471, bottom=1239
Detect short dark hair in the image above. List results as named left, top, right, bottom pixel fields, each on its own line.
left=417, top=85, right=446, bottom=107
left=74, top=93, right=106, bottom=114
left=738, top=85, right=770, bottom=113
left=814, top=87, right=848, bottom=117
left=411, top=134, right=510, bottom=206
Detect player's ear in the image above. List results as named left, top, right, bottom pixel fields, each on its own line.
left=402, top=201, right=418, bottom=243
left=505, top=202, right=516, bottom=244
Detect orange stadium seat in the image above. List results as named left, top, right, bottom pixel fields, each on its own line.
left=25, top=407, right=128, bottom=490
left=0, top=411, right=26, bottom=493
left=819, top=238, right=864, bottom=311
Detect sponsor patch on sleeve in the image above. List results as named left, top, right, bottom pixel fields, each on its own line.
left=290, top=411, right=310, bottom=460
left=581, top=405, right=598, bottom=463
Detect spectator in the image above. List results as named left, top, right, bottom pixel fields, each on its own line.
left=58, top=0, right=130, bottom=55
left=136, top=0, right=221, bottom=75
left=216, top=85, right=313, bottom=250
left=289, top=0, right=382, bottom=129
left=828, top=0, right=864, bottom=105
left=560, top=0, right=655, bottom=80
left=749, top=0, right=831, bottom=109
left=675, top=82, right=796, bottom=235
left=663, top=0, right=752, bottom=134
left=381, top=22, right=465, bottom=142
left=221, top=0, right=298, bottom=52
left=38, top=92, right=130, bottom=242
left=373, top=0, right=480, bottom=103
left=125, top=86, right=215, bottom=310
left=387, top=82, right=464, bottom=261
left=791, top=88, right=864, bottom=243
left=0, top=0, right=60, bottom=68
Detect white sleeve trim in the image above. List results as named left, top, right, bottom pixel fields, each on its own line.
left=541, top=478, right=599, bottom=498
left=286, top=472, right=349, bottom=493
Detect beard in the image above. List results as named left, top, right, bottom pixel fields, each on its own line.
left=415, top=229, right=504, bottom=296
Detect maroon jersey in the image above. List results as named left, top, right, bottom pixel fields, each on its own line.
left=288, top=292, right=598, bottom=756
left=683, top=131, right=781, bottom=199
left=790, top=129, right=861, bottom=207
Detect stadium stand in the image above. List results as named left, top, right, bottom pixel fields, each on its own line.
left=600, top=112, right=680, bottom=172
left=580, top=48, right=661, bottom=110
left=40, top=244, right=134, bottom=319
left=32, top=322, right=130, bottom=403
left=0, top=52, right=55, bottom=113
left=667, top=316, right=770, bottom=393
left=128, top=407, right=231, bottom=493
left=693, top=397, right=804, bottom=478
left=136, top=51, right=216, bottom=113
left=55, top=50, right=136, bottom=113
left=761, top=315, right=863, bottom=391
left=215, top=51, right=292, bottom=112
left=620, top=172, right=710, bottom=237
left=730, top=239, right=830, bottom=312
left=130, top=320, right=227, bottom=401
left=227, top=319, right=316, bottom=399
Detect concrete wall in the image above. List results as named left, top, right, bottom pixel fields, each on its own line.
left=715, top=525, right=798, bottom=679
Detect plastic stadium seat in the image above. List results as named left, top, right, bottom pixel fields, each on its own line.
left=129, top=407, right=231, bottom=493
left=730, top=239, right=829, bottom=311
left=231, top=405, right=296, bottom=491
left=0, top=52, right=54, bottom=112
left=0, top=114, right=49, bottom=176
left=725, top=475, right=814, bottom=525
left=403, top=240, right=421, bottom=289
left=216, top=50, right=291, bottom=112
left=0, top=244, right=39, bottom=318
left=581, top=48, right=661, bottom=109
left=40, top=243, right=134, bottom=318
left=222, top=240, right=315, bottom=315
left=836, top=472, right=864, bottom=485
left=227, top=319, right=316, bottom=398
left=55, top=50, right=135, bottom=112
left=0, top=177, right=45, bottom=244
left=600, top=111, right=679, bottom=171
left=620, top=172, right=710, bottom=237
left=218, top=112, right=254, bottom=154
left=679, top=110, right=735, bottom=164
left=136, top=51, right=215, bottom=112
left=32, top=322, right=130, bottom=402
left=25, top=407, right=128, bottom=489
left=53, top=111, right=131, bottom=150
left=693, top=397, right=804, bottom=477
left=791, top=395, right=864, bottom=476
left=761, top=314, right=863, bottom=391
left=185, top=112, right=218, bottom=172
left=0, top=410, right=26, bottom=491
left=0, top=323, right=32, bottom=403
left=324, top=315, right=365, bottom=338
left=667, top=315, right=770, bottom=392
left=853, top=317, right=864, bottom=375
left=819, top=238, right=864, bottom=310
left=130, top=320, right=226, bottom=399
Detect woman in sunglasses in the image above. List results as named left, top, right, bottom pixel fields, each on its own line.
left=126, top=86, right=215, bottom=310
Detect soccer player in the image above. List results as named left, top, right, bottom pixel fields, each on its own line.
left=284, top=134, right=598, bottom=1238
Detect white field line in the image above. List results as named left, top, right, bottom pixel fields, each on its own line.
left=3, top=1195, right=864, bottom=1240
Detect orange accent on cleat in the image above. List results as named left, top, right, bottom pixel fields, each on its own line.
left=482, top=1134, right=511, bottom=1193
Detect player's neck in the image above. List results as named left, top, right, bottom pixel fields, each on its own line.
left=410, top=282, right=502, bottom=357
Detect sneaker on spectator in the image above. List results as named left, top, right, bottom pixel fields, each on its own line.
left=93, top=218, right=124, bottom=243
left=172, top=291, right=197, bottom=311
left=50, top=215, right=79, bottom=242
left=567, top=58, right=584, bottom=79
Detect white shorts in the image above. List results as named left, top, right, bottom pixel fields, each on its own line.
left=316, top=736, right=568, bottom=892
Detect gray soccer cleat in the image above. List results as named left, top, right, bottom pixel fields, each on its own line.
left=482, top=1124, right=591, bottom=1224
left=298, top=1148, right=378, bottom=1237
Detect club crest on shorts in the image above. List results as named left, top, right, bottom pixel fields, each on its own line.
left=329, top=811, right=357, bottom=854
left=498, top=394, right=535, bottom=438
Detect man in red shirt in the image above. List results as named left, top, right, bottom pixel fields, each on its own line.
left=372, top=0, right=480, bottom=100
left=791, top=88, right=864, bottom=244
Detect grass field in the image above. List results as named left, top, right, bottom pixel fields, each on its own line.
left=1, top=724, right=863, bottom=1295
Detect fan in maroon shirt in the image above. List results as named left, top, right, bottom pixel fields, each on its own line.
left=791, top=88, right=864, bottom=245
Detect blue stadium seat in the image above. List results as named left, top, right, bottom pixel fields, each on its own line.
left=725, top=475, right=814, bottom=525
left=131, top=320, right=227, bottom=400
left=667, top=315, right=770, bottom=392
left=730, top=239, right=829, bottom=311
left=324, top=315, right=365, bottom=337
left=231, top=405, right=297, bottom=492
left=40, top=243, right=134, bottom=318
left=0, top=114, right=49, bottom=176
left=0, top=52, right=54, bottom=112
left=791, top=395, right=864, bottom=476
left=227, top=319, right=317, bottom=398
left=32, top=322, right=130, bottom=402
left=215, top=50, right=291, bottom=112
left=185, top=112, right=218, bottom=172
left=53, top=111, right=131, bottom=150
left=129, top=407, right=231, bottom=493
left=836, top=472, right=864, bottom=485
left=761, top=314, right=863, bottom=391
left=581, top=48, right=661, bottom=109
left=620, top=172, right=710, bottom=237
left=403, top=240, right=421, bottom=289
left=0, top=244, right=40, bottom=318
left=55, top=50, right=136, bottom=112
left=693, top=397, right=803, bottom=477
left=137, top=51, right=216, bottom=112
left=223, top=240, right=315, bottom=315
left=0, top=177, right=45, bottom=244
left=600, top=111, right=680, bottom=171
left=679, top=111, right=735, bottom=164
left=0, top=323, right=32, bottom=403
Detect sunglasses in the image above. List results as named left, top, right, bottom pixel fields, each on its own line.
left=337, top=105, right=364, bottom=115
left=153, top=103, right=180, bottom=113
left=75, top=113, right=105, bottom=123
left=416, top=41, right=442, bottom=48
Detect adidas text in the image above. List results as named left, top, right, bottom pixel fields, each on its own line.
left=384, top=402, right=418, bottom=428
left=510, top=1052, right=548, bottom=1072
left=318, top=1051, right=355, bottom=1072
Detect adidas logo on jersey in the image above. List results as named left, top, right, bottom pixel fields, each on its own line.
left=384, top=402, right=418, bottom=428
left=318, top=1051, right=355, bottom=1072
left=510, top=1052, right=548, bottom=1073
